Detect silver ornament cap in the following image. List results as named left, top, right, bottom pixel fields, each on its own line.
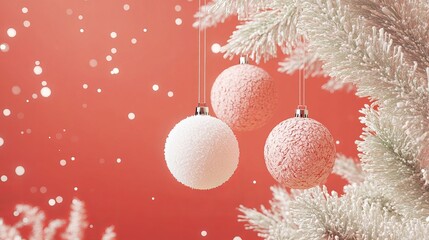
left=295, top=105, right=308, bottom=118
left=195, top=104, right=209, bottom=115
left=239, top=56, right=249, bottom=64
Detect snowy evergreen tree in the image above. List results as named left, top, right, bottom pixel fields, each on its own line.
left=196, top=0, right=429, bottom=239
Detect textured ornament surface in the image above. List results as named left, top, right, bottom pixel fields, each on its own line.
left=264, top=117, right=336, bottom=189
left=211, top=64, right=277, bottom=131
left=164, top=115, right=239, bottom=190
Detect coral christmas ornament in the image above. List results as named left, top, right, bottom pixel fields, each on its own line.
left=211, top=57, right=278, bottom=132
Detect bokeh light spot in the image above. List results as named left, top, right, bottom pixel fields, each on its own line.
left=60, top=159, right=67, bottom=166
left=152, top=84, right=159, bottom=91
left=89, top=59, right=98, bottom=67
left=48, top=199, right=56, bottom=206
left=175, top=18, right=183, bottom=25
left=23, top=20, right=31, bottom=28
left=0, top=175, right=8, bottom=182
left=128, top=112, right=135, bottom=120
left=110, top=32, right=117, bottom=39
left=211, top=43, right=221, bottom=53
left=201, top=231, right=207, bottom=237
left=0, top=43, right=10, bottom=52
left=33, top=65, right=43, bottom=75
left=167, top=91, right=174, bottom=97
left=56, top=196, right=63, bottom=203
left=40, top=87, right=52, bottom=97
left=3, top=109, right=11, bottom=117
left=15, top=166, right=25, bottom=176
left=40, top=186, right=47, bottom=193
left=7, top=28, right=17, bottom=38
left=12, top=86, right=21, bottom=95
left=111, top=67, right=119, bottom=75
left=123, top=4, right=130, bottom=11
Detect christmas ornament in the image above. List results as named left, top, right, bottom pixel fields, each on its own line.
left=164, top=0, right=239, bottom=190
left=264, top=106, right=336, bottom=189
left=164, top=106, right=239, bottom=190
left=211, top=57, right=277, bottom=131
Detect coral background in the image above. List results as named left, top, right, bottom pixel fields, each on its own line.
left=0, top=0, right=366, bottom=239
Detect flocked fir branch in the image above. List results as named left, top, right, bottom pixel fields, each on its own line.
left=277, top=41, right=326, bottom=78
left=343, top=0, right=429, bottom=77
left=332, top=154, right=363, bottom=184
left=0, top=198, right=116, bottom=240
left=194, top=0, right=270, bottom=29
left=300, top=0, right=429, bottom=219
left=197, top=0, right=429, bottom=238
left=221, top=0, right=302, bottom=63
left=101, top=226, right=117, bottom=240
left=62, top=199, right=88, bottom=240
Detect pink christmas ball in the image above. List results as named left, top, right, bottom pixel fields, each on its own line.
left=211, top=64, right=277, bottom=132
left=264, top=117, right=336, bottom=189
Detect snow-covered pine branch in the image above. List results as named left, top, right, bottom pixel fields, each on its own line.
left=344, top=0, right=429, bottom=77
left=238, top=183, right=429, bottom=239
left=102, top=226, right=117, bottom=240
left=193, top=0, right=270, bottom=29
left=0, top=199, right=117, bottom=240
left=62, top=199, right=88, bottom=240
left=301, top=0, right=429, bottom=219
left=197, top=0, right=429, bottom=238
left=44, top=220, right=66, bottom=240
left=239, top=186, right=294, bottom=239
left=278, top=41, right=326, bottom=78
left=359, top=106, right=429, bottom=219
left=332, top=154, right=363, bottom=184
left=302, top=1, right=429, bottom=133
left=222, top=0, right=301, bottom=63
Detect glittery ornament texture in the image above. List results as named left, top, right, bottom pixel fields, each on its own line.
left=211, top=64, right=277, bottom=131
left=164, top=115, right=239, bottom=190
left=264, top=117, right=336, bottom=189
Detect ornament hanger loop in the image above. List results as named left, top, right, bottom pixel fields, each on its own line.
left=197, top=0, right=207, bottom=107
left=239, top=55, right=249, bottom=64
left=196, top=0, right=208, bottom=115
left=296, top=35, right=308, bottom=118
left=295, top=105, right=308, bottom=118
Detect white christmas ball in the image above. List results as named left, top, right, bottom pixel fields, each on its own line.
left=164, top=115, right=239, bottom=190
left=211, top=64, right=277, bottom=131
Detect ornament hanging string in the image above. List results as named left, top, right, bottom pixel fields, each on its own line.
left=197, top=0, right=207, bottom=105
left=298, top=36, right=307, bottom=107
